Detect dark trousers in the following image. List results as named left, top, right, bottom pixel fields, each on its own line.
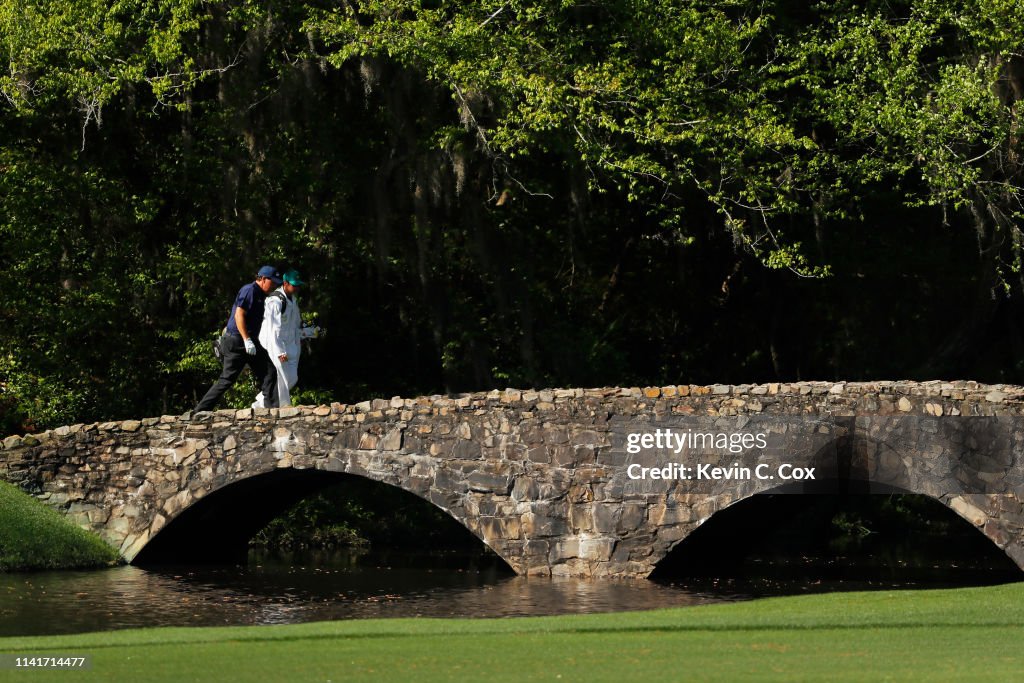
left=194, top=334, right=278, bottom=412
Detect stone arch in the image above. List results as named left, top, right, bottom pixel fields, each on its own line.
left=647, top=479, right=1024, bottom=581
left=841, top=429, right=1024, bottom=569
left=130, top=462, right=517, bottom=570
left=645, top=425, right=1024, bottom=579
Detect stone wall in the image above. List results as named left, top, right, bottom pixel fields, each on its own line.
left=3, top=380, right=1024, bottom=578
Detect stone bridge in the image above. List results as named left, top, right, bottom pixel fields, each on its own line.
left=4, top=381, right=1024, bottom=578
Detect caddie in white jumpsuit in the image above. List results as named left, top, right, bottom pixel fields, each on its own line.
left=252, top=269, right=319, bottom=408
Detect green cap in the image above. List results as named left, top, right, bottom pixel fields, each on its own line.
left=283, top=269, right=305, bottom=286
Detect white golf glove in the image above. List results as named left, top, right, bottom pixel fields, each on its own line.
left=244, top=338, right=257, bottom=355
left=302, top=324, right=324, bottom=339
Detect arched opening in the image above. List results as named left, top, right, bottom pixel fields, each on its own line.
left=132, top=469, right=514, bottom=577
left=650, top=486, right=1022, bottom=594
left=85, top=470, right=519, bottom=628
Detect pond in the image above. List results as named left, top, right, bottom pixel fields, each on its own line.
left=2, top=546, right=1019, bottom=637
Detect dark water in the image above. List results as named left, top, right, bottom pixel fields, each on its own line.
left=0, top=550, right=718, bottom=637
left=1, top=547, right=1020, bottom=637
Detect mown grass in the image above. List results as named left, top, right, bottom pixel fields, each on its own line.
left=0, top=481, right=119, bottom=571
left=1, top=582, right=1023, bottom=682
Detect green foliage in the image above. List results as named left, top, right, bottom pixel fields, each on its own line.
left=796, top=1, right=1021, bottom=222
left=0, top=0, right=213, bottom=115
left=1, top=0, right=1023, bottom=433
left=251, top=492, right=370, bottom=550
left=289, top=387, right=335, bottom=407
left=0, top=354, right=88, bottom=433
left=308, top=0, right=1024, bottom=274
left=832, top=511, right=873, bottom=539
left=251, top=478, right=480, bottom=550
left=0, top=481, right=120, bottom=570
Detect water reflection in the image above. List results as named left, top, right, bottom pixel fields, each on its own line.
left=2, top=546, right=1019, bottom=637
left=0, top=550, right=730, bottom=637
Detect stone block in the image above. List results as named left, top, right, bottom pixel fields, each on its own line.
left=121, top=531, right=151, bottom=560
left=648, top=504, right=693, bottom=526
left=617, top=503, right=646, bottom=532
left=984, top=520, right=1010, bottom=546
left=579, top=537, right=615, bottom=561
left=480, top=516, right=521, bottom=541
left=569, top=504, right=594, bottom=532
left=550, top=446, right=575, bottom=467
left=950, top=496, right=987, bottom=527
left=433, top=468, right=466, bottom=493
left=655, top=525, right=688, bottom=543
left=502, top=389, right=522, bottom=403
left=106, top=516, right=131, bottom=535
left=162, top=490, right=191, bottom=516
left=357, top=432, right=379, bottom=450
left=522, top=509, right=568, bottom=538
left=592, top=504, right=618, bottom=533
left=512, top=477, right=538, bottom=502
left=571, top=430, right=608, bottom=447
left=467, top=471, right=512, bottom=494
left=543, top=427, right=569, bottom=445
left=527, top=446, right=549, bottom=463
left=524, top=540, right=551, bottom=570
left=453, top=440, right=482, bottom=459
left=380, top=428, right=403, bottom=451
left=549, top=539, right=580, bottom=561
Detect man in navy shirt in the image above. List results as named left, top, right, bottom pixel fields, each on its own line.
left=194, top=266, right=283, bottom=413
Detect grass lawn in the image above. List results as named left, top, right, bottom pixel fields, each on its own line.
left=0, top=482, right=119, bottom=571
left=1, top=582, right=1023, bottom=682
